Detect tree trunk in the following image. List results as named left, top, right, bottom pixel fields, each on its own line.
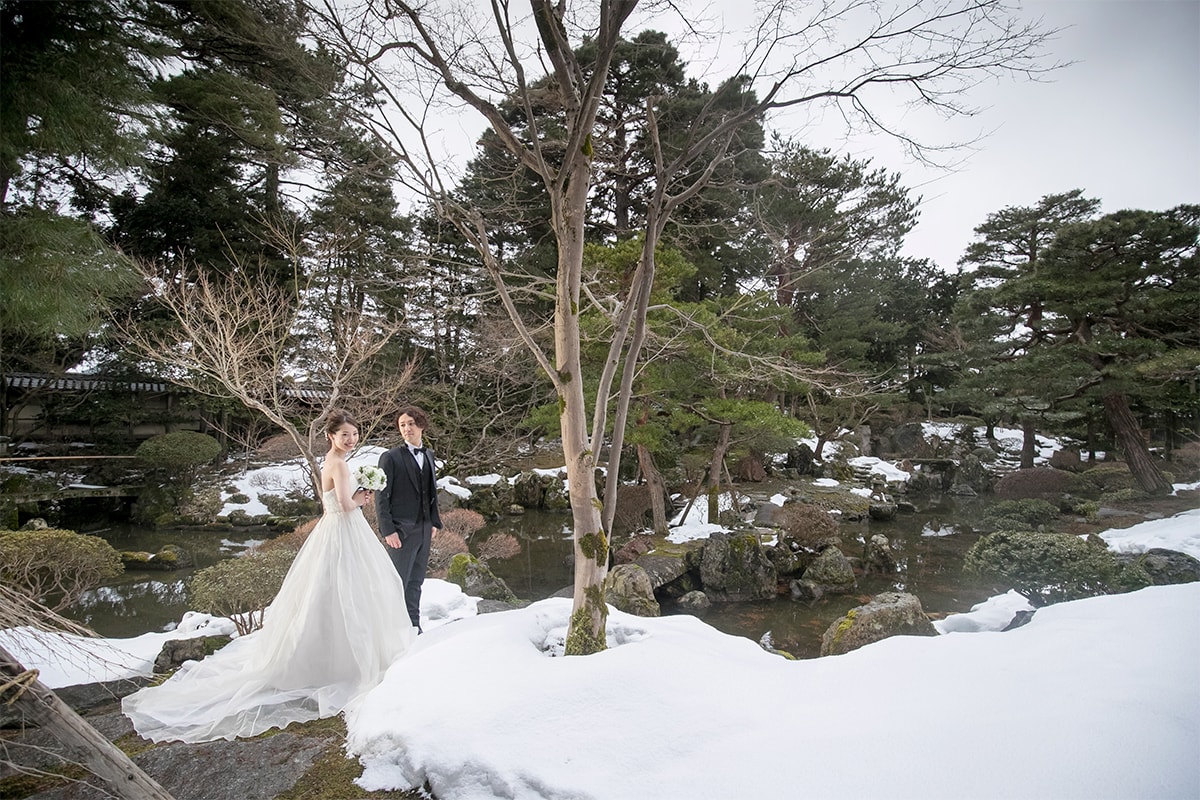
left=1020, top=417, right=1037, bottom=470
left=706, top=422, right=732, bottom=523
left=637, top=443, right=670, bottom=535
left=1102, top=392, right=1172, bottom=495
left=0, top=646, right=175, bottom=799
left=559, top=159, right=608, bottom=656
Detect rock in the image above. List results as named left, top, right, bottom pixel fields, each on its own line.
left=5, top=691, right=337, bottom=800
left=753, top=502, right=779, bottom=526
left=122, top=544, right=194, bottom=571
left=820, top=591, right=938, bottom=656
left=19, top=517, right=49, bottom=530
left=868, top=500, right=897, bottom=521
left=1003, top=609, right=1036, bottom=631
left=634, top=551, right=694, bottom=591
left=799, top=546, right=857, bottom=595
left=789, top=579, right=823, bottom=601
left=446, top=553, right=519, bottom=604
left=603, top=564, right=661, bottom=617
left=153, top=636, right=232, bottom=674
left=698, top=532, right=777, bottom=602
left=676, top=590, right=711, bottom=616
left=613, top=534, right=655, bottom=565
left=1129, top=548, right=1200, bottom=585
left=862, top=534, right=896, bottom=574
left=766, top=542, right=806, bottom=577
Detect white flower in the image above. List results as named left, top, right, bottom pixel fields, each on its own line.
left=355, top=465, right=387, bottom=491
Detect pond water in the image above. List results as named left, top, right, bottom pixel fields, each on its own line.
left=64, top=494, right=1001, bottom=658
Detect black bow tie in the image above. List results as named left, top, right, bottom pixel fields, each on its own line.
left=409, top=446, right=425, bottom=455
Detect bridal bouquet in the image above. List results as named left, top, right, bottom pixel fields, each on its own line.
left=355, top=465, right=387, bottom=492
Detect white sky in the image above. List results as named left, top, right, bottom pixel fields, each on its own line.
left=638, top=0, right=1200, bottom=271
left=412, top=0, right=1198, bottom=272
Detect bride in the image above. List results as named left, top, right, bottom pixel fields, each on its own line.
left=123, top=410, right=416, bottom=743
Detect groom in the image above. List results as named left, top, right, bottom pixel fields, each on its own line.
left=376, top=405, right=442, bottom=633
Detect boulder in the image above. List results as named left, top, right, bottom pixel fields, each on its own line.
left=699, top=532, right=777, bottom=602
left=604, top=564, right=661, bottom=617
left=676, top=590, right=711, bottom=616
left=153, top=635, right=232, bottom=674
left=820, top=591, right=938, bottom=656
left=446, top=553, right=519, bottom=604
left=862, top=534, right=896, bottom=574
left=1124, top=548, right=1200, bottom=586
left=798, top=546, right=857, bottom=595
left=868, top=500, right=898, bottom=521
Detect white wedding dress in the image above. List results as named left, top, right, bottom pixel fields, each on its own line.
left=123, top=489, right=415, bottom=743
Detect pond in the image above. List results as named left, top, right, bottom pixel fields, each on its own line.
left=63, top=494, right=1000, bottom=658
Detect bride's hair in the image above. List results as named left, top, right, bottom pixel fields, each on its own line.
left=325, top=409, right=359, bottom=437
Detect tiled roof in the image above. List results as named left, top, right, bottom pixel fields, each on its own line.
left=3, top=372, right=331, bottom=400
left=4, top=372, right=171, bottom=393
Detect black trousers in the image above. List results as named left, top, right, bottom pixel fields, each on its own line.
left=387, top=522, right=432, bottom=630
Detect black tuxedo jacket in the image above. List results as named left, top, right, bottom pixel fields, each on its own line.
left=375, top=444, right=442, bottom=539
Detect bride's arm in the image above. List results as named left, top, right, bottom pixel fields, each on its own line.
left=327, top=459, right=369, bottom=513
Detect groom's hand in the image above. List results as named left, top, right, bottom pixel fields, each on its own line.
left=384, top=532, right=402, bottom=549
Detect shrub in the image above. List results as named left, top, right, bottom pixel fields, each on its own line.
left=1099, top=486, right=1149, bottom=505
left=427, top=528, right=470, bottom=579
left=256, top=517, right=318, bottom=553
left=993, top=467, right=1099, bottom=502
left=0, top=529, right=123, bottom=611
left=259, top=490, right=320, bottom=518
left=1081, top=462, right=1139, bottom=493
left=188, top=548, right=297, bottom=635
left=1168, top=441, right=1200, bottom=482
left=135, top=431, right=222, bottom=476
left=177, top=487, right=224, bottom=524
left=964, top=529, right=1122, bottom=607
left=774, top=503, right=839, bottom=550
left=478, top=533, right=522, bottom=561
left=980, top=499, right=1061, bottom=532
left=440, top=508, right=486, bottom=539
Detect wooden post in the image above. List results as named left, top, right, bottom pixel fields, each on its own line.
left=0, top=646, right=175, bottom=800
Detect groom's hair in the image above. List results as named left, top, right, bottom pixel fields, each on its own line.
left=396, top=405, right=429, bottom=429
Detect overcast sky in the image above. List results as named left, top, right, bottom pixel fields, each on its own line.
left=889, top=0, right=1200, bottom=270
left=656, top=0, right=1200, bottom=270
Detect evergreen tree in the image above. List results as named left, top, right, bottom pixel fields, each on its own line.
left=953, top=193, right=1197, bottom=493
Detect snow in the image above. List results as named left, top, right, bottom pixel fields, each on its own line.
left=217, top=445, right=466, bottom=516
left=848, top=455, right=913, bottom=483
left=4, top=510, right=1199, bottom=799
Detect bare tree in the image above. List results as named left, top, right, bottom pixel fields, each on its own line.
left=310, top=0, right=1053, bottom=653
left=120, top=246, right=416, bottom=495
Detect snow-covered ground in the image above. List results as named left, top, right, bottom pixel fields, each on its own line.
left=4, top=507, right=1198, bottom=800
left=5, top=426, right=1198, bottom=799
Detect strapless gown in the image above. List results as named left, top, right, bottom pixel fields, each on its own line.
left=123, top=489, right=415, bottom=743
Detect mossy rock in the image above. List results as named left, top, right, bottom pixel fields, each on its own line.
left=446, top=553, right=518, bottom=604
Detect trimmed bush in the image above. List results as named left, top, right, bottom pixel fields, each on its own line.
left=774, top=502, right=839, bottom=550
left=964, top=529, right=1122, bottom=607
left=440, top=508, right=487, bottom=539
left=1081, top=462, right=1139, bottom=493
left=993, top=467, right=1099, bottom=502
left=189, top=548, right=297, bottom=635
left=135, top=431, right=222, bottom=474
left=979, top=499, right=1061, bottom=532
left=0, top=529, right=123, bottom=611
